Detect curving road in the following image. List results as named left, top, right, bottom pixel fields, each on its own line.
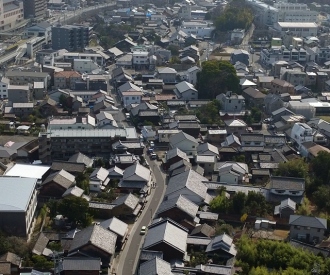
left=115, top=157, right=167, bottom=275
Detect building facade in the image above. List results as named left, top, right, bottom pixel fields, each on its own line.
left=23, top=0, right=47, bottom=19
left=0, top=0, right=24, bottom=31
left=52, top=25, right=90, bottom=52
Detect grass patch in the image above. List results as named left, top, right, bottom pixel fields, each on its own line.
left=317, top=116, right=330, bottom=123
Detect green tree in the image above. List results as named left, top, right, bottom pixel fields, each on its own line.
left=196, top=60, right=239, bottom=99
left=167, top=45, right=180, bottom=56
left=58, top=197, right=92, bottom=227
left=215, top=223, right=234, bottom=235
left=245, top=107, right=262, bottom=124
left=169, top=56, right=181, bottom=64
left=276, top=158, right=308, bottom=179
left=311, top=151, right=330, bottom=186
left=245, top=192, right=268, bottom=216
left=209, top=192, right=230, bottom=213
left=232, top=191, right=247, bottom=214
left=195, top=99, right=222, bottom=125
left=313, top=185, right=330, bottom=212
left=46, top=199, right=58, bottom=219
left=31, top=255, right=53, bottom=269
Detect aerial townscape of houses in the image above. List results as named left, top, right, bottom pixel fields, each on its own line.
left=1, top=0, right=330, bottom=274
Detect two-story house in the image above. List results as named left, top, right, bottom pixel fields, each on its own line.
left=270, top=79, right=295, bottom=95
left=54, top=71, right=81, bottom=90
left=169, top=131, right=198, bottom=156
left=0, top=77, right=10, bottom=99
left=117, top=82, right=142, bottom=108
left=5, top=70, right=50, bottom=89
left=217, top=91, right=245, bottom=117
left=289, top=215, right=327, bottom=244
left=174, top=81, right=198, bottom=100
left=217, top=161, right=249, bottom=184
left=157, top=67, right=177, bottom=84
left=224, top=119, right=247, bottom=136
left=290, top=122, right=313, bottom=151
left=269, top=176, right=305, bottom=203
left=89, top=167, right=110, bottom=192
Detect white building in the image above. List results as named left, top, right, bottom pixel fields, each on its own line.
left=174, top=81, right=198, bottom=100
left=132, top=51, right=149, bottom=69
left=63, top=52, right=106, bottom=66
left=260, top=46, right=308, bottom=66
left=274, top=2, right=318, bottom=23
left=185, top=66, right=201, bottom=85
left=0, top=0, right=24, bottom=31
left=122, top=91, right=142, bottom=107
left=73, top=59, right=100, bottom=73
left=246, top=0, right=279, bottom=26
left=290, top=122, right=313, bottom=149
left=179, top=21, right=215, bottom=38
left=48, top=116, right=96, bottom=130
left=273, top=22, right=318, bottom=37
left=0, top=77, right=9, bottom=99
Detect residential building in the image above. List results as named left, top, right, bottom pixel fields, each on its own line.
left=48, top=116, right=95, bottom=130
left=156, top=195, right=199, bottom=230
left=99, top=217, right=128, bottom=249
left=269, top=176, right=305, bottom=203
left=0, top=0, right=24, bottom=31
left=52, top=25, right=90, bottom=52
left=63, top=52, right=106, bottom=66
left=206, top=234, right=237, bottom=260
left=260, top=46, right=308, bottom=66
left=139, top=257, right=174, bottom=275
left=223, top=119, right=247, bottom=136
left=57, top=257, right=101, bottom=275
left=169, top=131, right=198, bottom=156
left=273, top=22, right=318, bottom=37
left=89, top=167, right=109, bottom=192
left=274, top=198, right=296, bottom=218
left=289, top=215, right=327, bottom=244
left=38, top=127, right=138, bottom=163
left=218, top=162, right=249, bottom=184
left=0, top=177, right=38, bottom=237
left=179, top=21, right=215, bottom=38
left=73, top=59, right=100, bottom=73
left=54, top=71, right=81, bottom=89
left=242, top=87, right=266, bottom=108
left=185, top=66, right=201, bottom=85
left=0, top=252, right=22, bottom=275
left=174, top=81, right=198, bottom=100
left=0, top=77, right=9, bottom=99
left=12, top=103, right=34, bottom=116
left=165, top=169, right=210, bottom=205
left=230, top=50, right=249, bottom=66
left=69, top=225, right=117, bottom=268
left=132, top=51, right=149, bottom=70
left=142, top=218, right=188, bottom=262
left=5, top=70, right=50, bottom=88
left=25, top=22, right=51, bottom=43
left=39, top=169, right=75, bottom=198
left=24, top=0, right=47, bottom=19
left=246, top=0, right=278, bottom=26
left=157, top=67, right=177, bottom=83
left=8, top=85, right=30, bottom=103
left=271, top=79, right=295, bottom=95
left=290, top=122, right=313, bottom=149
left=274, top=2, right=318, bottom=23
left=217, top=91, right=245, bottom=115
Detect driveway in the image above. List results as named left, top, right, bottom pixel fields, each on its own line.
left=114, top=157, right=167, bottom=275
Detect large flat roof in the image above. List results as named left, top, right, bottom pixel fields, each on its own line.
left=277, top=22, right=318, bottom=28
left=5, top=164, right=50, bottom=180
left=0, top=177, right=37, bottom=212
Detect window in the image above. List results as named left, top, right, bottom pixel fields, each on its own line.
left=192, top=146, right=195, bottom=148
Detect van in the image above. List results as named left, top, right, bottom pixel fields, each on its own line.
left=125, top=113, right=130, bottom=120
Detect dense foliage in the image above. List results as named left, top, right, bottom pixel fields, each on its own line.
left=276, top=158, right=309, bottom=179
left=214, top=0, right=254, bottom=31
left=245, top=107, right=262, bottom=124
left=210, top=190, right=269, bottom=216
left=236, top=236, right=330, bottom=274
left=196, top=60, right=240, bottom=99
left=195, top=100, right=222, bottom=125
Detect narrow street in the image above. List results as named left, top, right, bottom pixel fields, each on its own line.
left=114, top=157, right=167, bottom=275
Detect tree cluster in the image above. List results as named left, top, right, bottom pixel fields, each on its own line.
left=195, top=100, right=222, bottom=125
left=244, top=107, right=262, bottom=124
left=236, top=236, right=330, bottom=274
left=196, top=60, right=240, bottom=99
left=210, top=190, right=269, bottom=217
left=214, top=0, right=254, bottom=32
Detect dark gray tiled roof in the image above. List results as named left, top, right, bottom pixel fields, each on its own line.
left=157, top=195, right=199, bottom=218
left=289, top=215, right=327, bottom=229
left=270, top=176, right=304, bottom=191
left=62, top=257, right=101, bottom=271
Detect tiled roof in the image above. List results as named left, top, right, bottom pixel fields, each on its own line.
left=51, top=161, right=85, bottom=173
left=157, top=195, right=199, bottom=218
left=166, top=147, right=189, bottom=162
left=270, top=176, right=304, bottom=191
left=123, top=162, right=150, bottom=182
left=289, top=215, right=327, bottom=229
left=68, top=152, right=93, bottom=167
left=169, top=131, right=197, bottom=147
left=139, top=257, right=173, bottom=275
left=190, top=223, right=215, bottom=238
left=143, top=219, right=188, bottom=253
left=43, top=169, right=75, bottom=189
left=205, top=234, right=237, bottom=256
left=112, top=193, right=139, bottom=210
left=54, top=71, right=81, bottom=78
left=62, top=186, right=84, bottom=198
left=166, top=169, right=208, bottom=200
left=62, top=257, right=101, bottom=271
left=99, top=217, right=128, bottom=237
left=197, top=142, right=219, bottom=155
left=90, top=167, right=109, bottom=182
left=69, top=225, right=117, bottom=255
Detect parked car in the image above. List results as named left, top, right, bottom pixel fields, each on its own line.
left=147, top=148, right=154, bottom=154
left=150, top=153, right=157, bottom=160
left=140, top=226, right=147, bottom=235
left=149, top=141, right=155, bottom=148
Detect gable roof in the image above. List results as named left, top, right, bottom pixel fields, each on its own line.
left=90, top=167, right=109, bottom=182
left=175, top=81, right=197, bottom=94
left=99, top=217, right=128, bottom=237
left=62, top=185, right=84, bottom=198
left=205, top=233, right=237, bottom=256
left=69, top=225, right=117, bottom=255
left=0, top=252, right=22, bottom=267
left=166, top=147, right=189, bottom=162
left=68, top=152, right=93, bottom=167
left=221, top=134, right=241, bottom=147
left=61, top=257, right=101, bottom=271
left=197, top=142, right=219, bottom=155
left=122, top=162, right=150, bottom=182
left=218, top=162, right=249, bottom=176
left=190, top=223, right=215, bottom=238
left=157, top=195, right=199, bottom=218
left=270, top=176, right=305, bottom=191
left=274, top=198, right=296, bottom=215
left=289, top=215, right=327, bottom=229
left=165, top=169, right=208, bottom=200
left=43, top=169, right=75, bottom=189
left=143, top=219, right=188, bottom=253
left=112, top=193, right=139, bottom=210
left=158, top=67, right=177, bottom=74
left=108, top=166, right=124, bottom=177
left=118, top=82, right=142, bottom=94
left=54, top=71, right=81, bottom=78
left=139, top=257, right=173, bottom=275
left=169, top=131, right=197, bottom=147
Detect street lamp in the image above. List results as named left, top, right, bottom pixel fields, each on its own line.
left=150, top=208, right=152, bottom=220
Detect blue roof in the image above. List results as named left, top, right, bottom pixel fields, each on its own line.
left=0, top=177, right=37, bottom=212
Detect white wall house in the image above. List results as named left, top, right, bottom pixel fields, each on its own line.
left=274, top=2, right=318, bottom=23
left=174, top=81, right=198, bottom=100
left=274, top=22, right=318, bottom=37
left=290, top=122, right=313, bottom=150
left=0, top=77, right=9, bottom=99
left=121, top=91, right=142, bottom=107
left=157, top=129, right=181, bottom=143
left=179, top=21, right=215, bottom=38
left=132, top=51, right=149, bottom=69
left=74, top=59, right=100, bottom=73
left=186, top=66, right=201, bottom=85
left=169, top=132, right=198, bottom=156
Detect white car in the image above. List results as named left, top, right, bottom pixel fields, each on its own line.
left=140, top=226, right=147, bottom=235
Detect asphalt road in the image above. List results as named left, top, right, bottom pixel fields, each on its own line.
left=115, top=158, right=167, bottom=275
